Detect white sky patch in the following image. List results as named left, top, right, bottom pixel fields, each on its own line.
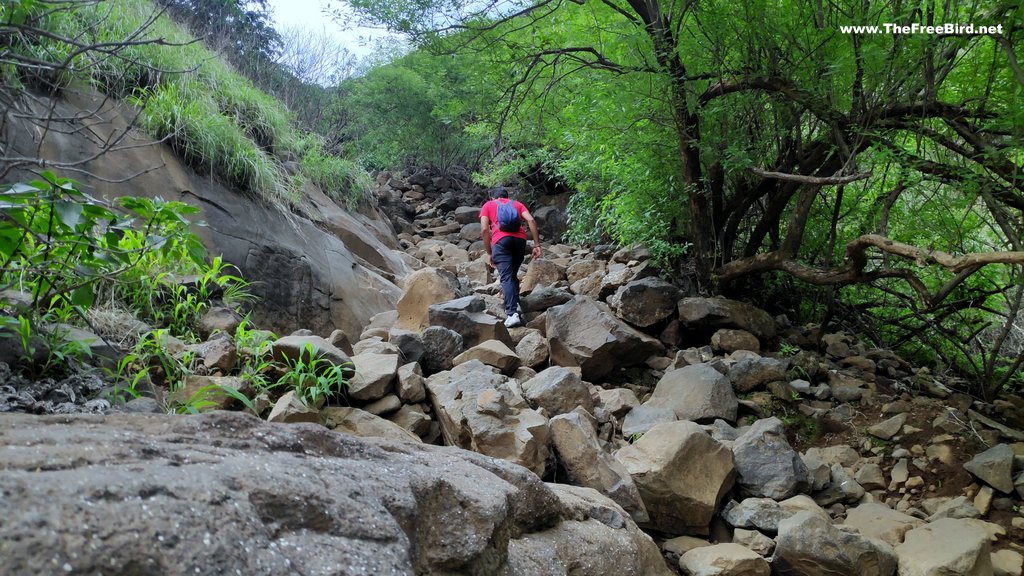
left=264, top=0, right=394, bottom=58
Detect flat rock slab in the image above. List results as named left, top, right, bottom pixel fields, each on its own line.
left=0, top=412, right=671, bottom=576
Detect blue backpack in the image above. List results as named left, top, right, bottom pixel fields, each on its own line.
left=496, top=200, right=521, bottom=232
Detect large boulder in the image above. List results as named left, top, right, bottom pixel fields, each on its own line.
left=428, top=295, right=514, bottom=349
left=894, top=518, right=993, bottom=576
left=843, top=503, right=923, bottom=547
left=607, top=277, right=681, bottom=328
left=644, top=363, right=738, bottom=423
left=321, top=406, right=421, bottom=443
left=546, top=296, right=664, bottom=381
left=348, top=352, right=400, bottom=402
left=732, top=417, right=809, bottom=500
left=272, top=334, right=354, bottom=373
left=521, top=366, right=595, bottom=418
left=549, top=410, right=649, bottom=523
left=395, top=267, right=463, bottom=331
left=963, top=443, right=1016, bottom=494
left=678, top=297, right=776, bottom=341
left=680, top=543, right=771, bottom=576
left=773, top=511, right=897, bottom=576
left=615, top=421, right=735, bottom=535
left=453, top=339, right=521, bottom=375
left=520, top=259, right=568, bottom=294
left=426, top=360, right=550, bottom=476
left=0, top=411, right=673, bottom=575
left=506, top=484, right=673, bottom=575
left=420, top=326, right=464, bottom=374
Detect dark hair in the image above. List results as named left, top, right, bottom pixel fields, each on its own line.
left=490, top=186, right=509, bottom=199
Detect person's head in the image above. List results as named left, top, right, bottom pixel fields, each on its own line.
left=490, top=186, right=510, bottom=199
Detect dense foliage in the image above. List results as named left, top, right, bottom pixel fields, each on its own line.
left=335, top=0, right=1023, bottom=397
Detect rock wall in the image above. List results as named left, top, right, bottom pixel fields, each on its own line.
left=2, top=89, right=409, bottom=337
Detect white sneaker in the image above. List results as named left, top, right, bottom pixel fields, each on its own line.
left=504, top=313, right=522, bottom=328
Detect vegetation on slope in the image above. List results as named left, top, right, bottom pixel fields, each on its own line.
left=0, top=0, right=371, bottom=208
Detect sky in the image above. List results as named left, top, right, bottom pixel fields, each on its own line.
left=264, top=0, right=395, bottom=58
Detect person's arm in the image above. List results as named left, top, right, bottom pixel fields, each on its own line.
left=480, top=214, right=495, bottom=268
left=520, top=208, right=542, bottom=259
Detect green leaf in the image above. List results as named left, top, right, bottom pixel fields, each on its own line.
left=54, top=201, right=84, bottom=230
left=71, top=284, right=95, bottom=307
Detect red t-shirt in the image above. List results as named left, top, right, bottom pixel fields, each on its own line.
left=480, top=198, right=528, bottom=244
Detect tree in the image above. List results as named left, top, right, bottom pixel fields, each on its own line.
left=154, top=0, right=281, bottom=68
left=337, top=0, right=1021, bottom=282
left=337, top=0, right=1024, bottom=394
left=337, top=50, right=491, bottom=173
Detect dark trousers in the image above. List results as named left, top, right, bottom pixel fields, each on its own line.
left=493, top=236, right=527, bottom=316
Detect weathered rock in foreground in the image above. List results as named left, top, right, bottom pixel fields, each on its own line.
left=546, top=296, right=664, bottom=380
left=0, top=412, right=671, bottom=576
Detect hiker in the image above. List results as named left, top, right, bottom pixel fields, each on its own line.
left=480, top=186, right=542, bottom=327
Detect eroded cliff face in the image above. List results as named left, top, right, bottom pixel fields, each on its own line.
left=3, top=88, right=409, bottom=337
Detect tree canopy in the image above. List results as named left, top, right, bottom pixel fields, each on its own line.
left=335, top=0, right=1023, bottom=395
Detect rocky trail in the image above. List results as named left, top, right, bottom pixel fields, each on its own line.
left=2, top=170, right=1024, bottom=575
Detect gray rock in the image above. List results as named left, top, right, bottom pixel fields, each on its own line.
left=428, top=295, right=514, bottom=349
left=895, top=518, right=992, bottom=576
left=520, top=259, right=568, bottom=294
left=348, top=353, right=400, bottom=402
left=615, top=421, right=735, bottom=535
left=272, top=335, right=354, bottom=375
left=607, top=277, right=681, bottom=328
left=711, top=328, right=761, bottom=354
left=388, top=329, right=425, bottom=365
left=420, top=326, right=464, bottom=374
left=520, top=285, right=573, bottom=313
left=992, top=549, right=1024, bottom=576
left=453, top=339, right=521, bottom=375
left=546, top=296, right=664, bottom=380
left=645, top=363, right=738, bottom=423
left=266, top=390, right=321, bottom=423
left=522, top=366, right=594, bottom=418
left=549, top=410, right=649, bottom=523
left=506, top=484, right=673, bottom=575
left=426, top=360, right=550, bottom=476
left=322, top=406, right=420, bottom=442
left=868, top=413, right=907, bottom=440
left=396, top=362, right=426, bottom=403
left=728, top=358, right=789, bottom=394
left=622, top=405, right=678, bottom=439
left=387, top=404, right=433, bottom=437
left=515, top=330, right=549, bottom=369
left=732, top=417, right=809, bottom=500
left=732, top=528, right=776, bottom=557
left=680, top=543, right=770, bottom=576
left=964, top=443, right=1016, bottom=494
left=0, top=411, right=672, bottom=575
left=196, top=306, right=243, bottom=340
left=678, top=297, right=776, bottom=340
left=844, top=503, right=922, bottom=547
left=597, top=388, right=641, bottom=420
left=722, top=498, right=789, bottom=533
left=773, top=510, right=897, bottom=576
left=855, top=463, right=887, bottom=491
left=363, top=394, right=402, bottom=416
left=814, top=463, right=865, bottom=506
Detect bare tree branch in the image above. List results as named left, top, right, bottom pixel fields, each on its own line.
left=749, top=167, right=872, bottom=185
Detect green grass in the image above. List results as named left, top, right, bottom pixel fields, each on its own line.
left=5, top=0, right=374, bottom=212
left=299, top=136, right=374, bottom=208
